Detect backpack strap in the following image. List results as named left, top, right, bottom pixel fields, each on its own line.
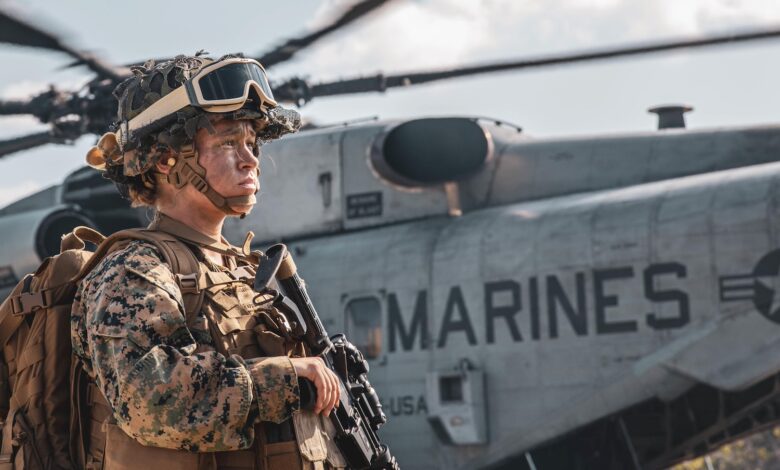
left=60, top=226, right=106, bottom=252
left=0, top=408, right=17, bottom=468
left=124, top=230, right=205, bottom=318
left=0, top=276, right=31, bottom=349
left=76, top=228, right=205, bottom=323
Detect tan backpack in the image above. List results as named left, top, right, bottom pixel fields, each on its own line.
left=0, top=226, right=203, bottom=470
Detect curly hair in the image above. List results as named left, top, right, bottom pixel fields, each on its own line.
left=103, top=155, right=159, bottom=207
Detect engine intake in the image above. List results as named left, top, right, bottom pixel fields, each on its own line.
left=371, top=118, right=492, bottom=188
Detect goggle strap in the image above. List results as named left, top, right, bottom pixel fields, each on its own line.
left=126, top=86, right=190, bottom=137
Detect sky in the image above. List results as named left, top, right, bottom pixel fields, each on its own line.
left=2, top=0, right=780, bottom=207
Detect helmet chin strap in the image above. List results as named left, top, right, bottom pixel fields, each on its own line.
left=166, top=143, right=256, bottom=219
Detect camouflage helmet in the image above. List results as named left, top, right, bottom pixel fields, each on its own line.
left=87, top=53, right=301, bottom=178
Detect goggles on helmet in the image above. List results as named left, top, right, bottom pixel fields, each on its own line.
left=117, top=58, right=277, bottom=147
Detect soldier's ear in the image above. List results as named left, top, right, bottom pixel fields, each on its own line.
left=155, top=150, right=177, bottom=175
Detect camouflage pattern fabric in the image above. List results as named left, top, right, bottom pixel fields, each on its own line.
left=117, top=107, right=302, bottom=177
left=71, top=240, right=300, bottom=451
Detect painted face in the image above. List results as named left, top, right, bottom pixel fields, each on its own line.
left=194, top=119, right=259, bottom=214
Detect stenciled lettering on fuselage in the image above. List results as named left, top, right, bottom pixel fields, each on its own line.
left=346, top=191, right=383, bottom=219
left=381, top=395, right=428, bottom=417
left=377, top=250, right=780, bottom=353
left=385, top=262, right=690, bottom=352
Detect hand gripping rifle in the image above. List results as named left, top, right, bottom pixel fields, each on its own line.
left=254, top=244, right=399, bottom=470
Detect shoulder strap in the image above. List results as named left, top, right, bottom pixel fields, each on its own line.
left=76, top=228, right=205, bottom=323
left=127, top=230, right=205, bottom=319
left=0, top=276, right=32, bottom=348
left=60, top=226, right=106, bottom=252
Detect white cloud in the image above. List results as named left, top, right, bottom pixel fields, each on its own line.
left=0, top=116, right=49, bottom=138
left=275, top=0, right=780, bottom=83
left=0, top=81, right=51, bottom=100
left=289, top=0, right=497, bottom=76
left=658, top=0, right=780, bottom=33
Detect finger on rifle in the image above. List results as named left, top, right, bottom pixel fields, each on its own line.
left=322, top=367, right=337, bottom=416
left=314, top=358, right=332, bottom=414
left=322, top=370, right=336, bottom=416
left=314, top=369, right=327, bottom=414
left=333, top=371, right=341, bottom=413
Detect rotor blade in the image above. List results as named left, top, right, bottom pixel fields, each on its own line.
left=0, top=7, right=122, bottom=79
left=0, top=88, right=73, bottom=123
left=0, top=131, right=62, bottom=159
left=257, top=0, right=392, bottom=68
left=284, top=26, right=780, bottom=102
left=118, top=1, right=393, bottom=74
left=0, top=99, right=36, bottom=116
left=0, top=8, right=65, bottom=51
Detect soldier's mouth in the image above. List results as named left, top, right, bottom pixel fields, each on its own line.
left=238, top=178, right=257, bottom=190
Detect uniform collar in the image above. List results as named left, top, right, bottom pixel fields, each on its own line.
left=149, top=212, right=234, bottom=252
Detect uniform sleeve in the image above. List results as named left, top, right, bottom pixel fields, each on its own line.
left=244, top=356, right=300, bottom=423
left=77, top=241, right=299, bottom=452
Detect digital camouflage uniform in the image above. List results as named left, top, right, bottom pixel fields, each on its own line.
left=70, top=239, right=299, bottom=451
left=70, top=215, right=345, bottom=470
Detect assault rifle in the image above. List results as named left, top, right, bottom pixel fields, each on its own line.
left=254, top=244, right=399, bottom=470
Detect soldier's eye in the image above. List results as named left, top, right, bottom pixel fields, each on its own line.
left=246, top=140, right=260, bottom=155
left=221, top=139, right=237, bottom=148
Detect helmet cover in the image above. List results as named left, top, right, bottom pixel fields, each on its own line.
left=100, top=52, right=301, bottom=179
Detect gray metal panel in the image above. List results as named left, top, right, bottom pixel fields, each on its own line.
left=461, top=162, right=780, bottom=469
left=223, top=128, right=344, bottom=244
left=488, top=125, right=780, bottom=207
left=226, top=120, right=780, bottom=244
left=279, top=160, right=780, bottom=470
left=0, top=184, right=59, bottom=215
left=0, top=205, right=66, bottom=278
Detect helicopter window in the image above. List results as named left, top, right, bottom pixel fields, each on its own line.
left=440, top=376, right=464, bottom=403
left=345, top=297, right=382, bottom=360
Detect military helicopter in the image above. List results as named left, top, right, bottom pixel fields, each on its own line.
left=2, top=2, right=780, bottom=469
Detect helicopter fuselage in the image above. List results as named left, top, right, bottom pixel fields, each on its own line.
left=2, top=117, right=780, bottom=469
